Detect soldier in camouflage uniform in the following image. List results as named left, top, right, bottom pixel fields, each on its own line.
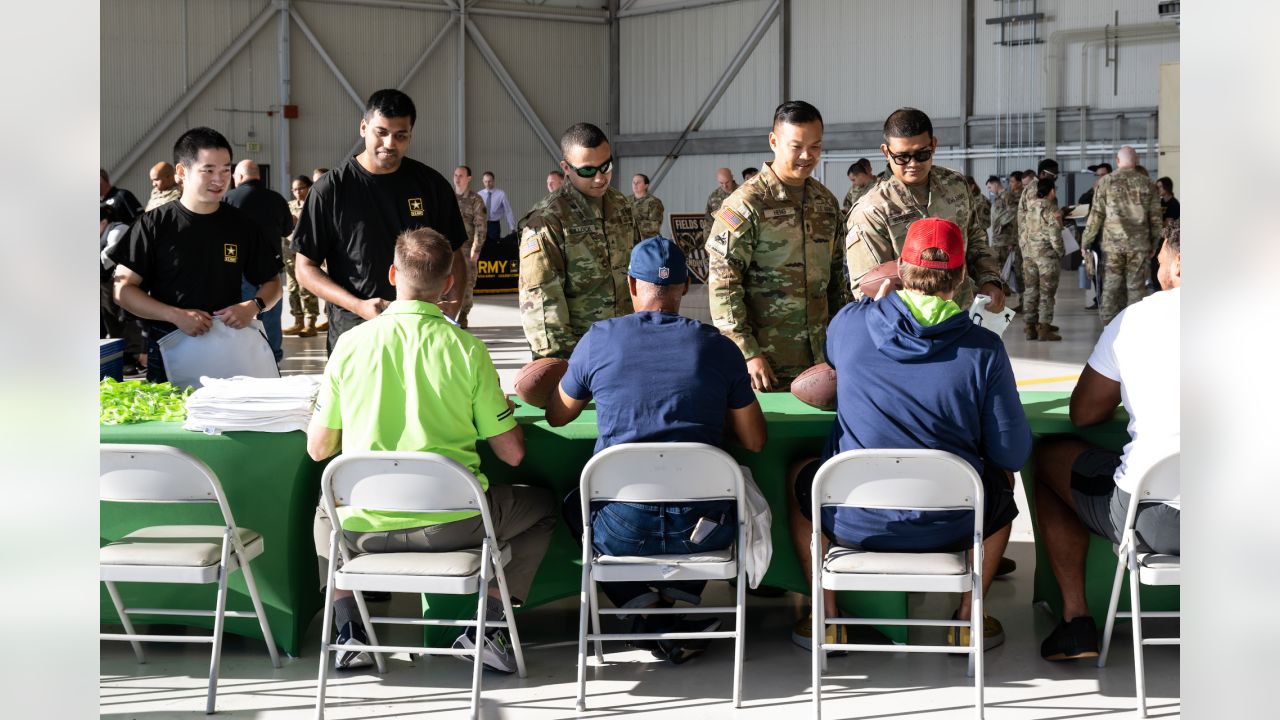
left=1081, top=146, right=1163, bottom=325
left=840, top=158, right=875, bottom=217
left=452, top=165, right=489, bottom=328
left=703, top=168, right=737, bottom=235
left=630, top=173, right=666, bottom=238
left=145, top=161, right=182, bottom=212
left=282, top=175, right=321, bottom=336
left=845, top=108, right=1006, bottom=311
left=966, top=175, right=992, bottom=237
left=706, top=101, right=844, bottom=391
left=1020, top=178, right=1065, bottom=341
left=518, top=123, right=639, bottom=359
left=987, top=174, right=1018, bottom=274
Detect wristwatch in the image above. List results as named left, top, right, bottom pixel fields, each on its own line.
left=252, top=296, right=266, bottom=313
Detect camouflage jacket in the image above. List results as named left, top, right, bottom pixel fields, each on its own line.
left=973, top=191, right=992, bottom=237
left=703, top=185, right=735, bottom=232
left=1081, top=168, right=1163, bottom=253
left=841, top=183, right=873, bottom=218
left=844, top=164, right=1004, bottom=307
left=145, top=186, right=181, bottom=213
left=632, top=194, right=665, bottom=239
left=705, top=162, right=843, bottom=381
left=518, top=184, right=639, bottom=359
left=1021, top=197, right=1065, bottom=257
left=455, top=189, right=488, bottom=251
left=990, top=188, right=1020, bottom=248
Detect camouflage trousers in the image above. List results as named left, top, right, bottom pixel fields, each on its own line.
left=1100, top=249, right=1149, bottom=325
left=458, top=240, right=480, bottom=326
left=1021, top=253, right=1062, bottom=325
left=282, top=240, right=319, bottom=320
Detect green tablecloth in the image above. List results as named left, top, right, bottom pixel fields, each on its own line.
left=1017, top=391, right=1179, bottom=618
left=100, top=422, right=324, bottom=657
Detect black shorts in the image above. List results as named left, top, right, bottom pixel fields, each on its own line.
left=793, top=456, right=1018, bottom=551
left=1070, top=448, right=1180, bottom=555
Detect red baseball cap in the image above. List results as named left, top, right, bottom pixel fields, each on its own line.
left=900, top=218, right=965, bottom=269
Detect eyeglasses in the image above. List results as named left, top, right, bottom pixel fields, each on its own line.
left=886, top=147, right=934, bottom=166
left=563, top=156, right=614, bottom=178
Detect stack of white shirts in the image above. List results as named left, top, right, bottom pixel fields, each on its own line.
left=183, top=375, right=322, bottom=434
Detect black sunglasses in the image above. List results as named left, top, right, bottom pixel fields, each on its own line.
left=886, top=147, right=934, bottom=166
left=563, top=156, right=614, bottom=178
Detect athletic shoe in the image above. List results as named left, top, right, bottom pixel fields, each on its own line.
left=791, top=615, right=847, bottom=655
left=947, top=612, right=1005, bottom=651
left=1041, top=616, right=1100, bottom=661
left=333, top=621, right=374, bottom=670
left=656, top=617, right=722, bottom=665
left=453, top=626, right=517, bottom=674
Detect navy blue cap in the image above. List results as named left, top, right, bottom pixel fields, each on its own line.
left=628, top=236, right=688, bottom=285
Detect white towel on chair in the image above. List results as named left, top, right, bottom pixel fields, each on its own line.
left=738, top=467, right=773, bottom=588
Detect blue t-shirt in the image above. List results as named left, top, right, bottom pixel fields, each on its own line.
left=561, top=311, right=756, bottom=453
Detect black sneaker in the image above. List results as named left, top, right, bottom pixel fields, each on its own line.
left=1041, top=616, right=1100, bottom=661
left=656, top=617, right=722, bottom=665
left=995, top=556, right=1017, bottom=577
left=334, top=621, right=374, bottom=670
left=453, top=626, right=517, bottom=673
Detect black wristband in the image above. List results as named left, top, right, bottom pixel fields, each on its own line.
left=252, top=296, right=266, bottom=312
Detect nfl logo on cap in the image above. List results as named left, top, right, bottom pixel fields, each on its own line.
left=658, top=266, right=670, bottom=280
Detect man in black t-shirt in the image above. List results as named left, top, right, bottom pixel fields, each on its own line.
left=108, top=127, right=283, bottom=383
left=100, top=168, right=143, bottom=224
left=293, top=89, right=467, bottom=353
left=225, top=159, right=293, bottom=362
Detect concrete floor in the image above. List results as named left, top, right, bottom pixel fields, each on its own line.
left=102, top=273, right=1180, bottom=718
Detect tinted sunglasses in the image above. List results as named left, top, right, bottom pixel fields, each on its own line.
left=886, top=147, right=934, bottom=166
left=564, top=156, right=614, bottom=178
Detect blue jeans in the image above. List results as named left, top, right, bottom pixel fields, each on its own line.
left=563, top=491, right=737, bottom=608
left=242, top=277, right=283, bottom=363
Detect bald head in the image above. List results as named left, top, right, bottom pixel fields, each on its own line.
left=1116, top=146, right=1138, bottom=169
left=233, top=159, right=260, bottom=186
left=149, top=161, right=177, bottom=192
left=716, top=167, right=735, bottom=192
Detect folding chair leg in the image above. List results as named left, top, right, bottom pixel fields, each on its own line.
left=351, top=590, right=386, bottom=675
left=812, top=542, right=824, bottom=719
left=491, top=554, right=526, bottom=678
left=470, top=544, right=491, bottom=720
left=733, top=566, right=746, bottom=708
left=1099, top=550, right=1128, bottom=668
left=1129, top=553, right=1148, bottom=718
left=104, top=581, right=146, bottom=664
left=588, top=578, right=603, bottom=663
left=315, top=539, right=340, bottom=720
left=576, top=558, right=592, bottom=712
left=972, top=574, right=985, bottom=719
left=237, top=553, right=282, bottom=669
left=205, top=539, right=233, bottom=715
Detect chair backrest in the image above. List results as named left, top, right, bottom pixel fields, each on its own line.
left=100, top=443, right=236, bottom=526
left=322, top=450, right=488, bottom=518
left=812, top=449, right=984, bottom=520
left=579, top=442, right=743, bottom=504
left=1119, top=451, right=1180, bottom=536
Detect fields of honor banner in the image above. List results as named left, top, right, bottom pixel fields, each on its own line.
left=669, top=213, right=708, bottom=284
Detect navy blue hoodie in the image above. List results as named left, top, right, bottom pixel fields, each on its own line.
left=819, top=293, right=1031, bottom=550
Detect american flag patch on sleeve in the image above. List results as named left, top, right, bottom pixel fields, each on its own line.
left=717, top=206, right=746, bottom=231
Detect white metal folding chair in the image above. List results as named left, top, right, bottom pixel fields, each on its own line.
left=1098, top=452, right=1181, bottom=718
left=810, top=449, right=986, bottom=720
left=315, top=451, right=526, bottom=720
left=575, top=442, right=747, bottom=711
left=99, top=444, right=281, bottom=715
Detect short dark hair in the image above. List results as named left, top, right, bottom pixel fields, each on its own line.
left=547, top=169, right=564, bottom=179
left=481, top=171, right=495, bottom=180
left=1037, top=158, right=1059, bottom=176
left=1036, top=177, right=1056, bottom=199
left=394, top=227, right=454, bottom=295
left=854, top=158, right=872, bottom=174
left=293, top=175, right=313, bottom=188
left=846, top=162, right=860, bottom=176
left=458, top=165, right=472, bottom=176
left=884, top=107, right=933, bottom=140
left=741, top=167, right=758, bottom=180
left=173, top=127, right=233, bottom=168
left=1157, top=176, right=1174, bottom=193
left=634, top=173, right=650, bottom=185
left=364, top=88, right=417, bottom=127
left=986, top=175, right=1001, bottom=185
left=1163, top=220, right=1180, bottom=255
left=1010, top=171, right=1023, bottom=182
left=1024, top=168, right=1036, bottom=178
left=899, top=249, right=964, bottom=295
left=560, top=122, right=609, bottom=156
left=773, top=100, right=823, bottom=129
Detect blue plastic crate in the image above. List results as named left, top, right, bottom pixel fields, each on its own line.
left=100, top=338, right=124, bottom=381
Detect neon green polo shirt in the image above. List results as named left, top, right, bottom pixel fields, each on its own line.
left=313, top=300, right=516, bottom=532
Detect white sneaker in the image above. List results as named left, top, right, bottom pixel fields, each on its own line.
left=334, top=621, right=374, bottom=670
left=453, top=627, right=517, bottom=674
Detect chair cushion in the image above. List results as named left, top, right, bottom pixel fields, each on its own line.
left=595, top=548, right=734, bottom=565
left=1139, top=553, right=1180, bottom=569
left=339, top=544, right=510, bottom=578
left=100, top=525, right=261, bottom=567
left=824, top=547, right=967, bottom=575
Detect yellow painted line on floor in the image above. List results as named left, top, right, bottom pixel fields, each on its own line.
left=1016, top=374, right=1080, bottom=387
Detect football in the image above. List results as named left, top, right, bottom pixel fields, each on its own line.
left=790, top=362, right=837, bottom=411
left=857, top=259, right=903, bottom=299
left=513, top=358, right=569, bottom=409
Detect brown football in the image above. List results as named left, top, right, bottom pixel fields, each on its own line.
left=857, top=259, right=903, bottom=300
left=513, top=358, right=569, bottom=409
left=790, top=362, right=837, bottom=411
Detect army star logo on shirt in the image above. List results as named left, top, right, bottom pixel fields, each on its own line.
left=408, top=197, right=425, bottom=217
left=223, top=244, right=238, bottom=262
